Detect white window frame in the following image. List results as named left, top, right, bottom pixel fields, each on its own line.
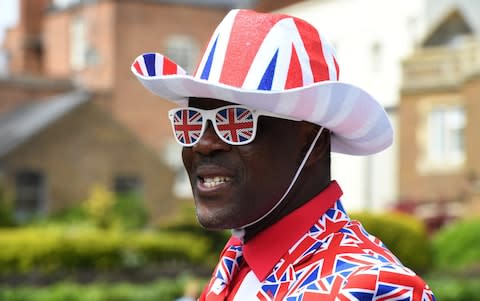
left=70, top=15, right=87, bottom=71
left=417, top=100, right=466, bottom=173
left=164, top=35, right=198, bottom=74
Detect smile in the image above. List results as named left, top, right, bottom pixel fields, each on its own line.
left=201, top=176, right=233, bottom=188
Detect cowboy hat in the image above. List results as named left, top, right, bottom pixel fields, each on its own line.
left=131, top=9, right=393, bottom=155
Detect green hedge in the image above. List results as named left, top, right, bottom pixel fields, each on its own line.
left=0, top=279, right=186, bottom=301
left=350, top=211, right=432, bottom=274
left=432, top=217, right=480, bottom=272
left=427, top=276, right=480, bottom=301
left=0, top=227, right=211, bottom=274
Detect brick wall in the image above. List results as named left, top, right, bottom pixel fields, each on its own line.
left=399, top=75, right=480, bottom=208
left=2, top=0, right=50, bottom=75
left=112, top=2, right=230, bottom=153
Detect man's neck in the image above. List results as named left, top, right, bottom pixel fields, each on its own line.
left=242, top=175, right=331, bottom=242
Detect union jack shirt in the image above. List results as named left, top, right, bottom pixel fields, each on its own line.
left=199, top=181, right=435, bottom=301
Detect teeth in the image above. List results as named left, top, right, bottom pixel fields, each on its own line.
left=203, top=176, right=232, bottom=188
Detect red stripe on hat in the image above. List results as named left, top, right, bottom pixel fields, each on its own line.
left=294, top=19, right=330, bottom=82
left=163, top=57, right=178, bottom=75
left=285, top=44, right=303, bottom=89
left=219, top=10, right=287, bottom=87
left=133, top=61, right=144, bottom=75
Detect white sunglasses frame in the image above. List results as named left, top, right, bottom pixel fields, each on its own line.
left=168, top=105, right=300, bottom=147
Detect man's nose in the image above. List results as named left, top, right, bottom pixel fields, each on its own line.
left=192, top=121, right=231, bottom=154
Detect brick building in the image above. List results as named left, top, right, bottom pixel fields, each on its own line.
left=0, top=90, right=175, bottom=221
left=1, top=0, right=301, bottom=220
left=399, top=6, right=480, bottom=226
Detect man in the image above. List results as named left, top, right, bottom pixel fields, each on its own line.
left=132, top=9, right=435, bottom=301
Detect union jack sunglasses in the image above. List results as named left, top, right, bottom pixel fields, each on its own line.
left=168, top=105, right=299, bottom=147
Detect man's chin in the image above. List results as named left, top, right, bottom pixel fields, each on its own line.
left=197, top=215, right=233, bottom=230
left=195, top=209, right=243, bottom=230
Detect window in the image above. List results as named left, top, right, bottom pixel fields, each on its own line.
left=53, top=0, right=82, bottom=9
left=164, top=35, right=198, bottom=73
left=15, top=170, right=46, bottom=220
left=427, top=105, right=465, bottom=165
left=114, top=175, right=142, bottom=196
left=70, top=15, right=87, bottom=71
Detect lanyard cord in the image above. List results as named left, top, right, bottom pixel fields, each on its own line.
left=232, top=127, right=325, bottom=237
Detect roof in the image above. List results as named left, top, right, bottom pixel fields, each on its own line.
left=422, top=0, right=480, bottom=47
left=48, top=0, right=256, bottom=11
left=426, top=0, right=480, bottom=36
left=0, top=90, right=91, bottom=157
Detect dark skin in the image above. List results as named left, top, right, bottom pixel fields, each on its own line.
left=182, top=97, right=331, bottom=241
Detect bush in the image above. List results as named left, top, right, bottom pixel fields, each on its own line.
left=30, top=188, right=148, bottom=230
left=0, top=227, right=211, bottom=275
left=426, top=276, right=480, bottom=301
left=432, top=217, right=480, bottom=272
left=159, top=203, right=229, bottom=265
left=112, top=193, right=148, bottom=230
left=350, top=211, right=432, bottom=274
left=0, top=278, right=188, bottom=301
left=0, top=179, right=15, bottom=227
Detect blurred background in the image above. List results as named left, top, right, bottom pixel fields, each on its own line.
left=0, top=0, right=479, bottom=300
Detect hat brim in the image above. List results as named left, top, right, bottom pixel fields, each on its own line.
left=132, top=67, right=393, bottom=156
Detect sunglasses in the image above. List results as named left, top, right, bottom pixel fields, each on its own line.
left=168, top=105, right=299, bottom=147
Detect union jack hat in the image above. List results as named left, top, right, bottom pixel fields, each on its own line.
left=131, top=9, right=393, bottom=155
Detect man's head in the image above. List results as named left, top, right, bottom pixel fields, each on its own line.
left=180, top=97, right=330, bottom=230
left=131, top=9, right=393, bottom=231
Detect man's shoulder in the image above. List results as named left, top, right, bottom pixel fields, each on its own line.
left=279, top=219, right=435, bottom=300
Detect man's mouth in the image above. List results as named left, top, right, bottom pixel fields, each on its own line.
left=200, top=176, right=233, bottom=189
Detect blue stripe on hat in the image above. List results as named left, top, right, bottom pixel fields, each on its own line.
left=200, top=35, right=219, bottom=80
left=257, top=49, right=278, bottom=91
left=143, top=53, right=157, bottom=76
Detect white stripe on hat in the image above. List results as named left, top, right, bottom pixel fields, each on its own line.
left=308, top=86, right=333, bottom=124
left=342, top=104, right=382, bottom=140
left=154, top=54, right=164, bottom=76
left=323, top=87, right=360, bottom=130
left=319, top=35, right=338, bottom=81
left=195, top=9, right=239, bottom=80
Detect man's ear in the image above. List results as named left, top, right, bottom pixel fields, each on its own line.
left=302, top=127, right=330, bottom=168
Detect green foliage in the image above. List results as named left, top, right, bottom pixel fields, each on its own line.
left=159, top=203, right=230, bottom=265
left=0, top=178, right=15, bottom=227
left=0, top=227, right=211, bottom=275
left=84, top=185, right=116, bottom=229
left=432, top=217, right=480, bottom=272
left=31, top=187, right=148, bottom=230
left=427, top=276, right=480, bottom=301
left=0, top=278, right=187, bottom=301
left=350, top=211, right=432, bottom=274
left=112, top=193, right=148, bottom=230
left=46, top=205, right=89, bottom=224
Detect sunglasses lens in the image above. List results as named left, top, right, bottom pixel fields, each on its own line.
left=215, top=107, right=255, bottom=144
left=171, top=109, right=204, bottom=146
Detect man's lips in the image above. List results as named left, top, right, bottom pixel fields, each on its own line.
left=201, top=176, right=233, bottom=188
left=194, top=165, right=236, bottom=193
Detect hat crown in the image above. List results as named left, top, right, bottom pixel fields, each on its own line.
left=194, top=9, right=339, bottom=91
left=130, top=9, right=393, bottom=156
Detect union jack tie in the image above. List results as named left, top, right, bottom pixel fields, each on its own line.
left=201, top=244, right=243, bottom=301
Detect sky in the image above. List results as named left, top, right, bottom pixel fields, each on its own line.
left=0, top=0, right=19, bottom=75
left=0, top=0, right=19, bottom=42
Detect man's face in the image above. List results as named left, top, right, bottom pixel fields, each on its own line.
left=182, top=98, right=315, bottom=230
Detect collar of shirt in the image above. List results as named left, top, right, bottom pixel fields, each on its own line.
left=227, top=180, right=343, bottom=281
